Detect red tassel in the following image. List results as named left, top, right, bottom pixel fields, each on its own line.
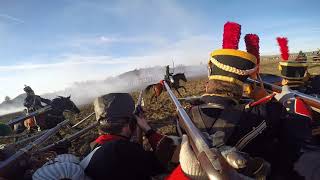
left=222, top=22, right=241, bottom=49
left=277, top=37, right=289, bottom=61
left=245, top=34, right=260, bottom=64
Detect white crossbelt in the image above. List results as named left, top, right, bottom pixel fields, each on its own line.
left=235, top=120, right=267, bottom=150
left=79, top=146, right=101, bottom=170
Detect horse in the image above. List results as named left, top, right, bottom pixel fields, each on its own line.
left=145, top=73, right=187, bottom=101
left=22, top=96, right=80, bottom=132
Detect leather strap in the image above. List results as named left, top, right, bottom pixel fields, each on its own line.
left=211, top=105, right=243, bottom=141
left=191, top=104, right=244, bottom=142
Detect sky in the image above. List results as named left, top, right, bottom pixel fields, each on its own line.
left=0, top=0, right=319, bottom=100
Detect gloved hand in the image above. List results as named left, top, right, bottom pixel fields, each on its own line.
left=274, top=85, right=295, bottom=103
left=180, top=135, right=268, bottom=180
left=179, top=135, right=207, bottom=180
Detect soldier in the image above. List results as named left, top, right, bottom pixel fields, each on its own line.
left=81, top=93, right=176, bottom=180
left=164, top=65, right=174, bottom=84
left=277, top=47, right=320, bottom=98
left=278, top=47, right=310, bottom=91
left=23, top=85, right=51, bottom=113
left=167, top=22, right=314, bottom=179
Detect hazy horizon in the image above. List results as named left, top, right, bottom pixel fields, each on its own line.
left=1, top=0, right=319, bottom=101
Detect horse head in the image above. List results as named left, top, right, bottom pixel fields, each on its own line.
left=52, top=96, right=80, bottom=114
left=174, top=73, right=187, bottom=82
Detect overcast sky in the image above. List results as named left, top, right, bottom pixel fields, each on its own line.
left=0, top=0, right=319, bottom=100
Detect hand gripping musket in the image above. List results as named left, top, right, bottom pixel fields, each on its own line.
left=246, top=77, right=320, bottom=111
left=163, top=81, right=240, bottom=180
left=6, top=105, right=52, bottom=126
left=134, top=90, right=144, bottom=144
left=0, top=119, right=69, bottom=178
left=38, top=121, right=99, bottom=153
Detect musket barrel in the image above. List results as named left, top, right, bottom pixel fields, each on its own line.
left=38, top=121, right=99, bottom=152
left=0, top=119, right=69, bottom=176
left=246, top=78, right=281, bottom=92
left=163, top=81, right=239, bottom=180
left=6, top=106, right=52, bottom=126
left=134, top=89, right=144, bottom=145
left=72, top=112, right=95, bottom=128
left=246, top=77, right=320, bottom=110
left=163, top=82, right=209, bottom=153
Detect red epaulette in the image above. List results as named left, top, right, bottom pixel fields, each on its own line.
left=165, top=165, right=190, bottom=180
left=280, top=97, right=312, bottom=120
left=248, top=93, right=276, bottom=108
left=293, top=97, right=313, bottom=119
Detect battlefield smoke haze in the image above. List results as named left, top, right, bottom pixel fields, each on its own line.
left=0, top=65, right=206, bottom=116
left=45, top=65, right=207, bottom=105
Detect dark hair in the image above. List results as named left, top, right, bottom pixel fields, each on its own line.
left=99, top=117, right=137, bottom=135
left=206, top=80, right=243, bottom=100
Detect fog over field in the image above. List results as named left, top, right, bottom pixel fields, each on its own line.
left=0, top=65, right=207, bottom=116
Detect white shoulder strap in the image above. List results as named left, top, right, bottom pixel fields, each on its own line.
left=80, top=146, right=101, bottom=169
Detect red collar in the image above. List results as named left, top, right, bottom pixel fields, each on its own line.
left=94, top=134, right=128, bottom=145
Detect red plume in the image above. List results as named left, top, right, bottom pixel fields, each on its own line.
left=277, top=37, right=289, bottom=61
left=222, top=22, right=241, bottom=49
left=245, top=34, right=260, bottom=64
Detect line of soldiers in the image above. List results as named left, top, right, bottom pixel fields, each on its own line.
left=29, top=22, right=320, bottom=180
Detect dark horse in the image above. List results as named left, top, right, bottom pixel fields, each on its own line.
left=145, top=73, right=187, bottom=101
left=16, top=96, right=80, bottom=133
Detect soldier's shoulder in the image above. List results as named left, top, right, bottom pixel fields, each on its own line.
left=281, top=97, right=312, bottom=119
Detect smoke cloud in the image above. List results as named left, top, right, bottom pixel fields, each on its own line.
left=0, top=65, right=207, bottom=116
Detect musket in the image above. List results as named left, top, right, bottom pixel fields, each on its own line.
left=0, top=132, right=29, bottom=140
left=14, top=130, right=49, bottom=146
left=6, top=106, right=52, bottom=126
left=134, top=90, right=144, bottom=145
left=37, top=121, right=99, bottom=153
left=163, top=81, right=240, bottom=180
left=0, top=119, right=69, bottom=178
left=246, top=77, right=320, bottom=110
left=72, top=112, right=95, bottom=128
left=178, top=96, right=202, bottom=102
